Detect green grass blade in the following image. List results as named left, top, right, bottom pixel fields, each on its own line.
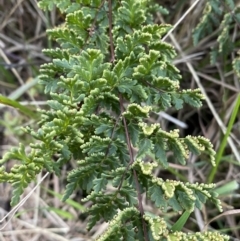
left=214, top=180, right=239, bottom=196
left=8, top=77, right=39, bottom=100
left=47, top=207, right=75, bottom=220
left=0, top=94, right=39, bottom=119
left=207, top=94, right=240, bottom=183
left=171, top=210, right=191, bottom=232
left=42, top=187, right=86, bottom=212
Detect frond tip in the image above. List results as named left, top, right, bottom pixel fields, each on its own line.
left=96, top=207, right=140, bottom=241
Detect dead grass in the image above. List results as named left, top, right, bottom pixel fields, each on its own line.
left=0, top=1, right=239, bottom=240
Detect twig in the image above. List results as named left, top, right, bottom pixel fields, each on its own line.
left=118, top=94, right=149, bottom=241
left=108, top=0, right=115, bottom=62
left=80, top=0, right=106, bottom=53
left=133, top=169, right=149, bottom=241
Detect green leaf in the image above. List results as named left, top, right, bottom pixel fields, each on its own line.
left=95, top=124, right=112, bottom=135
left=53, top=58, right=71, bottom=69
left=47, top=207, right=74, bottom=220
left=171, top=93, right=184, bottom=110
left=152, top=77, right=179, bottom=91
left=38, top=0, right=55, bottom=11
left=171, top=210, right=191, bottom=232
left=93, top=177, right=108, bottom=193
left=233, top=54, right=240, bottom=78
left=162, top=181, right=175, bottom=198
left=62, top=182, right=77, bottom=202
left=128, top=123, right=139, bottom=146
left=120, top=185, right=138, bottom=206
left=11, top=181, right=24, bottom=206
left=118, top=1, right=146, bottom=27
left=85, top=193, right=125, bottom=230
left=176, top=191, right=194, bottom=211
left=181, top=89, right=204, bottom=108
left=1, top=143, right=28, bottom=163
left=168, top=195, right=183, bottom=212
left=42, top=186, right=85, bottom=211
left=137, top=138, right=152, bottom=159
left=154, top=92, right=172, bottom=110
left=123, top=225, right=135, bottom=241
left=148, top=184, right=167, bottom=211
left=134, top=50, right=159, bottom=77
left=214, top=180, right=239, bottom=196
left=184, top=136, right=203, bottom=156
left=194, top=190, right=207, bottom=209
left=118, top=79, right=136, bottom=94
left=139, top=122, right=159, bottom=136
left=0, top=95, right=39, bottom=119
left=154, top=138, right=168, bottom=168
left=123, top=104, right=151, bottom=119
left=169, top=139, right=186, bottom=165
left=38, top=0, right=72, bottom=12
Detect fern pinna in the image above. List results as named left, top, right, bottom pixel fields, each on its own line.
left=0, top=0, right=229, bottom=240
left=193, top=0, right=240, bottom=68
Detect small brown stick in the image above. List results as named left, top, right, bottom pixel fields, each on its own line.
left=108, top=0, right=115, bottom=62
left=118, top=94, right=149, bottom=241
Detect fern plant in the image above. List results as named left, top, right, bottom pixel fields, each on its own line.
left=0, top=0, right=229, bottom=240
left=193, top=0, right=240, bottom=70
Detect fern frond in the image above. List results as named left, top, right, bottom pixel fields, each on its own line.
left=0, top=0, right=229, bottom=240
left=193, top=0, right=240, bottom=64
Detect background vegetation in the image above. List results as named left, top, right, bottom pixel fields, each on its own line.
left=0, top=0, right=239, bottom=240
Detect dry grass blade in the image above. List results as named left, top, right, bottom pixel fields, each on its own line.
left=0, top=0, right=25, bottom=31
left=196, top=72, right=240, bottom=92
left=203, top=209, right=240, bottom=231
left=162, top=0, right=201, bottom=42
left=0, top=172, right=49, bottom=231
